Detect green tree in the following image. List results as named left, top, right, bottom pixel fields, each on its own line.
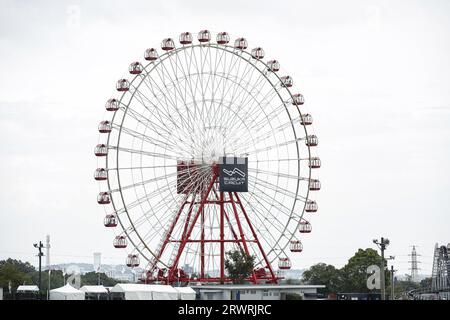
left=29, top=269, right=65, bottom=291
left=0, top=259, right=36, bottom=274
left=302, top=263, right=342, bottom=294
left=340, top=248, right=390, bottom=293
left=419, top=277, right=431, bottom=290
left=0, top=261, right=33, bottom=293
left=224, top=250, right=255, bottom=284
left=389, top=276, right=420, bottom=299
left=81, top=272, right=119, bottom=287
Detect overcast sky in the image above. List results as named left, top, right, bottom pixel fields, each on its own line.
left=0, top=0, right=449, bottom=276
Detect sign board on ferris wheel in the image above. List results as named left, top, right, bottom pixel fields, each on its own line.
left=219, top=156, right=248, bottom=192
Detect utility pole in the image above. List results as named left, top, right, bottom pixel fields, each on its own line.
left=45, top=235, right=51, bottom=300
left=385, top=255, right=395, bottom=300
left=390, top=265, right=397, bottom=300
left=33, top=241, right=44, bottom=299
left=373, top=237, right=390, bottom=300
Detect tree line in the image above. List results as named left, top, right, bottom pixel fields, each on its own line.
left=0, top=258, right=119, bottom=294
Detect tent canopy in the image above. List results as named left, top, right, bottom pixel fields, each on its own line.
left=174, top=287, right=196, bottom=300
left=50, top=283, right=85, bottom=300
left=17, top=285, right=39, bottom=292
left=80, top=285, right=108, bottom=294
left=111, top=283, right=178, bottom=300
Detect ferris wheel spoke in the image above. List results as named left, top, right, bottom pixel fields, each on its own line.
left=109, top=171, right=179, bottom=193
left=137, top=197, right=189, bottom=249
left=187, top=46, right=207, bottom=129
left=241, top=137, right=303, bottom=156
left=219, top=58, right=262, bottom=128
left=113, top=178, right=179, bottom=214
left=139, top=75, right=208, bottom=154
left=236, top=79, right=282, bottom=124
left=158, top=52, right=208, bottom=137
left=180, top=47, right=203, bottom=128
left=121, top=105, right=195, bottom=154
left=167, top=50, right=202, bottom=132
left=237, top=194, right=285, bottom=256
left=226, top=91, right=286, bottom=145
left=219, top=57, right=279, bottom=135
left=230, top=117, right=300, bottom=154
left=107, top=164, right=177, bottom=171
left=111, top=145, right=179, bottom=160
left=249, top=175, right=307, bottom=201
left=117, top=125, right=183, bottom=155
left=117, top=124, right=196, bottom=159
left=199, top=46, right=231, bottom=146
left=245, top=190, right=303, bottom=248
left=242, top=195, right=291, bottom=234
left=249, top=178, right=307, bottom=201
left=213, top=51, right=250, bottom=131
left=135, top=76, right=198, bottom=138
left=213, top=79, right=283, bottom=155
left=211, top=48, right=245, bottom=132
left=232, top=63, right=271, bottom=111
left=246, top=101, right=290, bottom=134
left=199, top=45, right=221, bottom=129
left=248, top=168, right=308, bottom=182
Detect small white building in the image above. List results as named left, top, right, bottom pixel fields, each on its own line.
left=17, top=285, right=39, bottom=293
left=16, top=285, right=40, bottom=300
left=192, top=284, right=325, bottom=300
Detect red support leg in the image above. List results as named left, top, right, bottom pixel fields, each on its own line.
left=149, top=193, right=189, bottom=274
left=200, top=205, right=205, bottom=279
left=181, top=192, right=197, bottom=239
left=167, top=170, right=218, bottom=282
left=220, top=191, right=225, bottom=282
left=228, top=192, right=258, bottom=284
left=234, top=192, right=278, bottom=284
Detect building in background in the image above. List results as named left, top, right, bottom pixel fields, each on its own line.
left=192, top=284, right=325, bottom=300
left=93, top=252, right=101, bottom=273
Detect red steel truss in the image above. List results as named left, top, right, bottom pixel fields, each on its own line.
left=142, top=164, right=278, bottom=284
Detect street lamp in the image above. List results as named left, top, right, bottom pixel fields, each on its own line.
left=373, top=237, right=390, bottom=300
left=33, top=241, right=44, bottom=299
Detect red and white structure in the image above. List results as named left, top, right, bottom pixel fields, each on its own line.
left=95, top=30, right=320, bottom=284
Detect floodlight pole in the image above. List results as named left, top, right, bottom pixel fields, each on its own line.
left=34, top=241, right=44, bottom=299
left=373, top=237, right=390, bottom=300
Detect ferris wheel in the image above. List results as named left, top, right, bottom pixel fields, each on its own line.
left=95, top=30, right=320, bottom=284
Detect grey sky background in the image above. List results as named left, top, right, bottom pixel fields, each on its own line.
left=0, top=0, right=449, bottom=276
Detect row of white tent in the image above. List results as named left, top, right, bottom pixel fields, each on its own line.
left=47, top=283, right=196, bottom=300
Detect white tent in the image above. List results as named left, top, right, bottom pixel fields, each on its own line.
left=110, top=283, right=178, bottom=300
left=49, top=284, right=85, bottom=300
left=80, top=285, right=108, bottom=294
left=17, top=285, right=39, bottom=292
left=149, top=285, right=178, bottom=300
left=174, top=287, right=196, bottom=300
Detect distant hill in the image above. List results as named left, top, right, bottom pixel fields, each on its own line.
left=48, top=263, right=143, bottom=282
